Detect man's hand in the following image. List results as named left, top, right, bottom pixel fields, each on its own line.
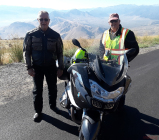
left=28, top=68, right=35, bottom=77
left=57, top=69, right=63, bottom=78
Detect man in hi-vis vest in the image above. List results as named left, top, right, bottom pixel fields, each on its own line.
left=99, top=13, right=139, bottom=63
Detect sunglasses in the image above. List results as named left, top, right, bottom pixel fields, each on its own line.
left=39, top=18, right=49, bottom=22
left=110, top=20, right=118, bottom=23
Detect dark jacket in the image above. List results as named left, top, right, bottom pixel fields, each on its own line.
left=99, top=24, right=139, bottom=62
left=23, top=27, right=64, bottom=70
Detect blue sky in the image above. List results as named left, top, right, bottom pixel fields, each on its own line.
left=1, top=0, right=159, bottom=10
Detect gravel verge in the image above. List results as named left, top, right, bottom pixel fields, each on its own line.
left=0, top=45, right=159, bottom=105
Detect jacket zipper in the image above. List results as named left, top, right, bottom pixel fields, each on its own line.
left=44, top=33, right=46, bottom=64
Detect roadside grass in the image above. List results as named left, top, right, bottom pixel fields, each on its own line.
left=63, top=38, right=100, bottom=57
left=0, top=35, right=159, bottom=65
left=9, top=40, right=23, bottom=63
left=136, top=35, right=159, bottom=48
left=0, top=39, right=23, bottom=64
left=0, top=48, right=5, bottom=65
left=0, top=40, right=10, bottom=64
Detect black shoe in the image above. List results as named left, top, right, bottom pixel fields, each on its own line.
left=51, top=107, right=61, bottom=114
left=33, top=113, right=42, bottom=122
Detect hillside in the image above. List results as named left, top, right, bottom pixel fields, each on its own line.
left=0, top=4, right=159, bottom=40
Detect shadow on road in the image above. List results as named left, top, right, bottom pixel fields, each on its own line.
left=99, top=105, right=159, bottom=140
left=42, top=106, right=159, bottom=139
left=60, top=109, right=72, bottom=120
left=42, top=112, right=79, bottom=136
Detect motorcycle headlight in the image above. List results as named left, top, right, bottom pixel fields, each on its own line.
left=89, top=80, right=124, bottom=100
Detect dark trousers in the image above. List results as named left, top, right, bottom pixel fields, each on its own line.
left=32, top=65, right=57, bottom=113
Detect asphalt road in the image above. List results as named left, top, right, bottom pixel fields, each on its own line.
left=0, top=49, right=159, bottom=140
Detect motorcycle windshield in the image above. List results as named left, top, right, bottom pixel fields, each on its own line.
left=89, top=52, right=128, bottom=86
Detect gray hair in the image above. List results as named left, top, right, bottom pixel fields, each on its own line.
left=37, top=11, right=50, bottom=19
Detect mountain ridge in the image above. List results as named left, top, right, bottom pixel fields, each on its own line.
left=0, top=4, right=159, bottom=39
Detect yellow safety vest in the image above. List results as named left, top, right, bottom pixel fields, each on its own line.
left=102, top=27, right=129, bottom=64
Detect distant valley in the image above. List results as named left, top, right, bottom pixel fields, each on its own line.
left=0, top=5, right=159, bottom=40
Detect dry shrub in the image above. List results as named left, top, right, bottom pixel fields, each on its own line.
left=63, top=38, right=100, bottom=56
left=0, top=48, right=4, bottom=65
left=136, top=34, right=159, bottom=48
left=1, top=34, right=159, bottom=64
left=9, top=40, right=23, bottom=62
left=1, top=53, right=12, bottom=64
left=63, top=40, right=74, bottom=50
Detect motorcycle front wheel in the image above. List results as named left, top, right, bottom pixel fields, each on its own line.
left=79, top=129, right=98, bottom=140
left=116, top=95, right=125, bottom=112
left=79, top=130, right=85, bottom=140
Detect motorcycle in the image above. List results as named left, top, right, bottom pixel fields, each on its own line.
left=59, top=39, right=135, bottom=140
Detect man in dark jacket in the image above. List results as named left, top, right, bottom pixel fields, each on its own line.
left=23, top=11, right=64, bottom=122
left=99, top=13, right=139, bottom=62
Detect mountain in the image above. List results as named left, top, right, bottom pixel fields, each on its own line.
left=62, top=25, right=92, bottom=40
left=0, top=5, right=55, bottom=27
left=63, top=25, right=93, bottom=40
left=0, top=19, right=106, bottom=40
left=51, top=20, right=77, bottom=34
left=0, top=4, right=159, bottom=39
left=49, top=9, right=93, bottom=21
left=51, top=19, right=105, bottom=40
left=89, top=4, right=159, bottom=20
left=51, top=17, right=70, bottom=26
left=49, top=11, right=65, bottom=19
left=0, top=22, right=35, bottom=39
left=151, top=21, right=159, bottom=25
left=66, top=9, right=92, bottom=17
left=92, top=27, right=106, bottom=38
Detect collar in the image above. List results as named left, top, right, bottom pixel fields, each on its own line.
left=109, top=24, right=122, bottom=36
left=38, top=26, right=50, bottom=35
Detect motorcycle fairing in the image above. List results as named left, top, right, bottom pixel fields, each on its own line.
left=71, top=75, right=91, bottom=109
left=88, top=64, right=126, bottom=92
left=68, top=63, right=92, bottom=108
left=68, top=63, right=91, bottom=95
left=67, top=81, right=80, bottom=109
left=88, top=53, right=128, bottom=87
left=93, top=56, right=122, bottom=86
left=60, top=89, right=70, bottom=109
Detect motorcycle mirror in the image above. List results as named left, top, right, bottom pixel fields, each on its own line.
left=72, top=39, right=81, bottom=48
left=72, top=38, right=87, bottom=52
left=126, top=48, right=136, bottom=55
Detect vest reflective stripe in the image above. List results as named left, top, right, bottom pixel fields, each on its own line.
left=102, top=30, right=108, bottom=46
left=119, top=28, right=127, bottom=64
left=102, top=27, right=129, bottom=64
left=119, top=28, right=128, bottom=48
left=119, top=28, right=124, bottom=50
left=111, top=50, right=125, bottom=55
